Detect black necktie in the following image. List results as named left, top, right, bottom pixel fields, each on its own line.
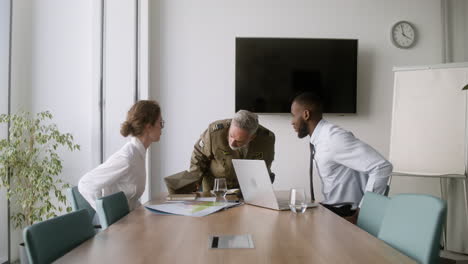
left=309, top=143, right=315, bottom=201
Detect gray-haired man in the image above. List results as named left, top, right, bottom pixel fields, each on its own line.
left=165, top=110, right=276, bottom=194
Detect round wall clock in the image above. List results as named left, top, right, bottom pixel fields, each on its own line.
left=391, top=21, right=417, bottom=49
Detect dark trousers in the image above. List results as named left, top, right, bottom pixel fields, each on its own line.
left=321, top=203, right=356, bottom=217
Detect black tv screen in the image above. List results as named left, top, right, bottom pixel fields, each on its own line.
left=235, top=38, right=358, bottom=113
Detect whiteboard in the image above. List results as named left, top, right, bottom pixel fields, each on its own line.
left=389, top=65, right=468, bottom=176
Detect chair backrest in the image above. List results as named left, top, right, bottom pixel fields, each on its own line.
left=377, top=194, right=447, bottom=264
left=96, top=191, right=130, bottom=229
left=23, top=209, right=95, bottom=264
left=67, top=186, right=96, bottom=222
left=357, top=192, right=390, bottom=237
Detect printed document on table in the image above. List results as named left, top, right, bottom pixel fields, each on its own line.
left=145, top=201, right=241, bottom=217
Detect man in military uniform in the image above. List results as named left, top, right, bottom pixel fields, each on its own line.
left=165, top=110, right=275, bottom=194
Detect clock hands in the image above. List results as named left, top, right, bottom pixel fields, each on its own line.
left=392, top=21, right=416, bottom=48
left=399, top=24, right=413, bottom=41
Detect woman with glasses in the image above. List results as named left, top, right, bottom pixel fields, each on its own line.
left=78, top=100, right=163, bottom=211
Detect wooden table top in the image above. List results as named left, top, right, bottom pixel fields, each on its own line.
left=56, top=200, right=415, bottom=264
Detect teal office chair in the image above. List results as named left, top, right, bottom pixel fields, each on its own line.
left=96, top=191, right=130, bottom=229
left=357, top=192, right=390, bottom=237
left=23, top=209, right=95, bottom=264
left=67, top=186, right=101, bottom=228
left=377, top=194, right=447, bottom=264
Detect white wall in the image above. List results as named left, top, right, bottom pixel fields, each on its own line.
left=10, top=0, right=97, bottom=260
left=149, top=0, right=444, bottom=198
left=10, top=0, right=32, bottom=112
left=449, top=0, right=468, bottom=62
left=0, top=0, right=10, bottom=261
left=27, top=0, right=97, bottom=187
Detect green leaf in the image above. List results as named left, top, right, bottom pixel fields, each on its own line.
left=0, top=110, right=80, bottom=228
left=463, top=84, right=468, bottom=91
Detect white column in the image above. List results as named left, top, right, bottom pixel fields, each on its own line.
left=103, top=0, right=138, bottom=159
left=102, top=0, right=151, bottom=202
left=442, top=0, right=468, bottom=254
left=138, top=0, right=152, bottom=203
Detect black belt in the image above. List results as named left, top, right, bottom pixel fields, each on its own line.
left=321, top=203, right=356, bottom=217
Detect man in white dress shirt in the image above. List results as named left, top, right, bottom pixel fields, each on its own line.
left=290, top=92, right=392, bottom=222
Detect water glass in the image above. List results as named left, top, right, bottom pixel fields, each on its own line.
left=212, top=178, right=228, bottom=200
left=289, top=188, right=307, bottom=213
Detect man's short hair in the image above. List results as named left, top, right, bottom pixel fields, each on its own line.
left=293, top=92, right=323, bottom=118
left=232, top=110, right=259, bottom=135
left=293, top=92, right=323, bottom=115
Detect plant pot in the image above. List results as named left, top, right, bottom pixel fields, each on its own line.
left=19, top=243, right=29, bottom=264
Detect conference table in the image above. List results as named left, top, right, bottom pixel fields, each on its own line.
left=56, top=197, right=415, bottom=264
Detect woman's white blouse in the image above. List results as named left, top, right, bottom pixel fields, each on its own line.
left=78, top=137, right=147, bottom=211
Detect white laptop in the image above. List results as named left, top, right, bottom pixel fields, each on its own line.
left=232, top=159, right=318, bottom=211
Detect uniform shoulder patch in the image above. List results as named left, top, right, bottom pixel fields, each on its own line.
left=212, top=123, right=224, bottom=132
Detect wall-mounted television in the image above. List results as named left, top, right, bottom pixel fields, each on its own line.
left=235, top=37, right=358, bottom=113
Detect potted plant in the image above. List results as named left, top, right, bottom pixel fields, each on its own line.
left=0, top=111, right=80, bottom=263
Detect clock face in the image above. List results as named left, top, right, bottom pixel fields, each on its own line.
left=391, top=21, right=416, bottom=48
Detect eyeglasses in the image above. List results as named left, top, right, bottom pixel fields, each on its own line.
left=160, top=119, right=165, bottom=128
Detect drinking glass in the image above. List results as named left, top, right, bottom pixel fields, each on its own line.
left=289, top=188, right=307, bottom=213
left=212, top=178, right=228, bottom=201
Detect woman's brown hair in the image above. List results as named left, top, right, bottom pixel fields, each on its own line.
left=120, top=100, right=161, bottom=137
